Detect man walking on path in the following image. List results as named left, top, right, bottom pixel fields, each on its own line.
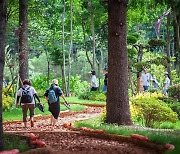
left=142, top=68, right=151, bottom=91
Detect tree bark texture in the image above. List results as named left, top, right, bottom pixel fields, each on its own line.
left=19, top=0, right=28, bottom=82
left=106, top=0, right=132, bottom=125
left=0, top=0, right=6, bottom=150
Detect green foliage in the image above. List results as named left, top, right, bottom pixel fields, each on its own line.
left=130, top=97, right=178, bottom=127
left=31, top=74, right=50, bottom=90
left=158, top=96, right=180, bottom=119
left=4, top=134, right=29, bottom=152
left=148, top=38, right=166, bottom=47
left=168, top=84, right=180, bottom=101
left=127, top=35, right=138, bottom=44
left=2, top=87, right=14, bottom=111
left=153, top=121, right=180, bottom=130
left=70, top=76, right=89, bottom=95
left=79, top=91, right=106, bottom=101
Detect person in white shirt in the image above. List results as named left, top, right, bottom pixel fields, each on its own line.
left=142, top=69, right=151, bottom=91
left=89, top=70, right=98, bottom=91
left=163, top=72, right=170, bottom=95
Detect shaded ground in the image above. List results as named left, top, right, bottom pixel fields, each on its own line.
left=3, top=106, right=162, bottom=154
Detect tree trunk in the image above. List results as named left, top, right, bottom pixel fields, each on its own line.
left=136, top=44, right=143, bottom=93
left=128, top=69, right=136, bottom=96
left=166, top=14, right=172, bottom=84
left=106, top=0, right=132, bottom=125
left=82, top=20, right=93, bottom=69
left=0, top=0, right=7, bottom=150
left=62, top=0, right=67, bottom=95
left=90, top=0, right=96, bottom=70
left=67, top=0, right=73, bottom=97
left=19, top=0, right=28, bottom=83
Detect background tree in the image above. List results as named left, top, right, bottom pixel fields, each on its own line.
left=0, top=0, right=7, bottom=150
left=19, top=0, right=29, bottom=82
left=106, top=0, right=132, bottom=125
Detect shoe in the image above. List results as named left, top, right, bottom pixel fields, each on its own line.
left=31, top=120, right=34, bottom=127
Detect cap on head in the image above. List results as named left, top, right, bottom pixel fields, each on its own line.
left=89, top=70, right=96, bottom=75
left=52, top=79, right=58, bottom=85
left=164, top=72, right=169, bottom=75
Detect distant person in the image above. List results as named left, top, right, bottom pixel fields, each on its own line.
left=102, top=68, right=108, bottom=92
left=89, top=70, right=98, bottom=91
left=16, top=79, right=41, bottom=128
left=162, top=72, right=170, bottom=95
left=142, top=68, right=151, bottom=91
left=151, top=76, right=159, bottom=89
left=44, top=79, right=68, bottom=128
left=3, top=78, right=7, bottom=87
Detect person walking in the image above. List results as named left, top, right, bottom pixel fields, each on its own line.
left=151, top=76, right=159, bottom=89
left=141, top=68, right=151, bottom=91
left=16, top=79, right=41, bottom=128
left=102, top=68, right=108, bottom=92
left=44, top=79, right=68, bottom=128
left=89, top=70, right=98, bottom=91
left=162, top=72, right=170, bottom=95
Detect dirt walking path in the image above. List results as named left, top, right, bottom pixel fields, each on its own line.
left=3, top=106, right=163, bottom=154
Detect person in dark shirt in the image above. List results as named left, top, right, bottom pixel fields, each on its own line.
left=44, top=79, right=68, bottom=128
left=102, top=68, right=108, bottom=92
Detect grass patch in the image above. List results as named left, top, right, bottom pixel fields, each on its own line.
left=3, top=103, right=86, bottom=122
left=74, top=116, right=180, bottom=154
left=3, top=134, right=29, bottom=152
left=64, top=97, right=106, bottom=105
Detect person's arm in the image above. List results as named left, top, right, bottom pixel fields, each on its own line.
left=34, top=93, right=40, bottom=103
left=16, top=96, right=21, bottom=107
left=61, top=94, right=68, bottom=102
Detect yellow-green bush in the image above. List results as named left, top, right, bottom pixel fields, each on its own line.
left=2, top=87, right=14, bottom=111
left=130, top=97, right=178, bottom=127
left=100, top=92, right=178, bottom=128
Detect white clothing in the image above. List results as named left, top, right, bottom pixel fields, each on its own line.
left=142, top=73, right=151, bottom=86
left=163, top=77, right=170, bottom=90
left=18, top=85, right=37, bottom=105
left=91, top=75, right=98, bottom=88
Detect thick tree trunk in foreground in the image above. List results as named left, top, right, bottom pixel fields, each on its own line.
left=19, top=0, right=29, bottom=82
left=0, top=0, right=7, bottom=150
left=106, top=0, right=132, bottom=125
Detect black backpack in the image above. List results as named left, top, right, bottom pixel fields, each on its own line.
left=21, top=86, right=33, bottom=103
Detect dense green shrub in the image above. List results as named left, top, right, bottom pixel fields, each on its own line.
left=70, top=76, right=89, bottom=95
left=79, top=91, right=106, bottom=101
left=158, top=97, right=180, bottom=119
left=2, top=87, right=14, bottom=111
left=168, top=84, right=180, bottom=101
left=130, top=97, right=178, bottom=127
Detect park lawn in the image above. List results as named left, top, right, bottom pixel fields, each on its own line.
left=74, top=116, right=180, bottom=154
left=3, top=104, right=86, bottom=122
left=3, top=134, right=30, bottom=152
left=64, top=97, right=106, bottom=106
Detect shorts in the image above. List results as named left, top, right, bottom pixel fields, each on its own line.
left=22, top=104, right=35, bottom=122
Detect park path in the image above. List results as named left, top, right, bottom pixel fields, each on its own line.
left=3, top=106, right=162, bottom=154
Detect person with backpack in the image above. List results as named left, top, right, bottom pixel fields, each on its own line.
left=44, top=79, right=68, bottom=128
left=16, top=79, right=41, bottom=128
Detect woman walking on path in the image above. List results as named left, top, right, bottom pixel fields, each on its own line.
left=162, top=72, right=170, bottom=95
left=16, top=79, right=41, bottom=128
left=44, top=79, right=68, bottom=128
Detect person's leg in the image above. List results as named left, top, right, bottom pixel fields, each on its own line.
left=29, top=104, right=35, bottom=127
left=22, top=105, right=28, bottom=128
left=50, top=115, right=53, bottom=125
